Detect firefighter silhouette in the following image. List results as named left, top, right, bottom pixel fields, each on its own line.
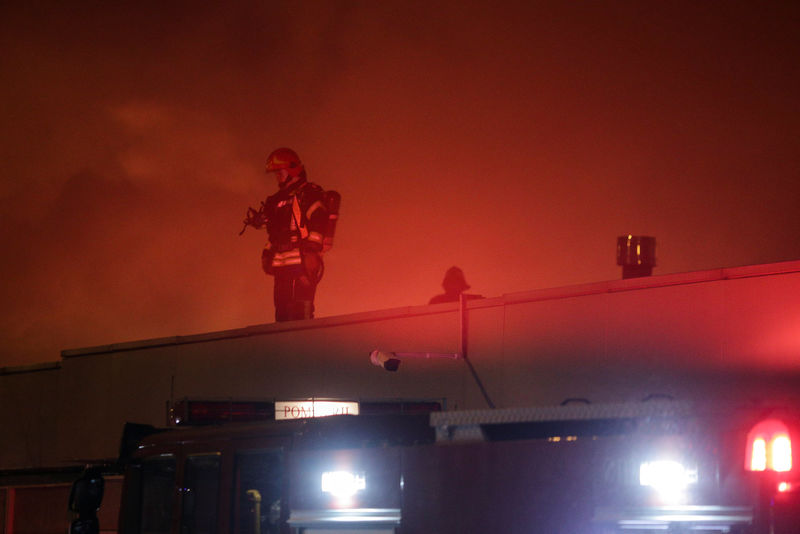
left=429, top=266, right=481, bottom=304
left=242, top=148, right=339, bottom=321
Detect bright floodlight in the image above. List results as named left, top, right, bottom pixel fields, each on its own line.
left=321, top=471, right=366, bottom=500
left=640, top=460, right=698, bottom=504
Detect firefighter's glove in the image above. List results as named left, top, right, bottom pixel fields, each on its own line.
left=244, top=207, right=266, bottom=229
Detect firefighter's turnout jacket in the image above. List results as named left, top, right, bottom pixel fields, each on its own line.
left=262, top=179, right=328, bottom=275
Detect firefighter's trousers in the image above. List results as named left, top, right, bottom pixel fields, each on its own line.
left=273, top=265, right=319, bottom=322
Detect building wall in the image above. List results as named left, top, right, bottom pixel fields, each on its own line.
left=3, top=261, right=800, bottom=472
left=0, top=364, right=61, bottom=469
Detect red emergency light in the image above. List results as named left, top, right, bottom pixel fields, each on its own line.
left=170, top=398, right=442, bottom=425
left=745, top=418, right=793, bottom=472
left=170, top=399, right=275, bottom=425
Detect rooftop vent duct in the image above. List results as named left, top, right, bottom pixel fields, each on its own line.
left=617, top=235, right=656, bottom=279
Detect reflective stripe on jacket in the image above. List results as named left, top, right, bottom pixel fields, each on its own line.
left=271, top=249, right=303, bottom=268
left=264, top=180, right=328, bottom=258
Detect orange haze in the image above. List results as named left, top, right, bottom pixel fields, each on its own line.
left=1, top=1, right=800, bottom=366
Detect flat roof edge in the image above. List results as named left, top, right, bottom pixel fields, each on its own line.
left=502, top=259, right=800, bottom=304
left=60, top=303, right=452, bottom=358
left=0, top=361, right=62, bottom=375
left=60, top=259, right=800, bottom=359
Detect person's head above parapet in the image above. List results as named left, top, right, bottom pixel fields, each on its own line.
left=442, top=266, right=470, bottom=295
left=266, top=147, right=306, bottom=189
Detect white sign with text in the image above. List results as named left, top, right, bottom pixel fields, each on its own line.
left=275, top=400, right=360, bottom=420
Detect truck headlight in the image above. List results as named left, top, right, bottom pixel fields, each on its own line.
left=639, top=460, right=698, bottom=504
left=321, top=471, right=366, bottom=503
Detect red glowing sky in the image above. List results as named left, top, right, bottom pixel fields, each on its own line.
left=1, top=1, right=799, bottom=367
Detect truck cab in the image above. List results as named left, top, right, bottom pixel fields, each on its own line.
left=111, top=400, right=799, bottom=534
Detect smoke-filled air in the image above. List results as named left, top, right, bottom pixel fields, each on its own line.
left=1, top=1, right=799, bottom=366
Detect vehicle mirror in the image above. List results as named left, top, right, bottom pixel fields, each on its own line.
left=69, top=467, right=105, bottom=516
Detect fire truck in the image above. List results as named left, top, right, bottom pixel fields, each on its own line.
left=71, top=397, right=799, bottom=534
left=59, top=256, right=800, bottom=533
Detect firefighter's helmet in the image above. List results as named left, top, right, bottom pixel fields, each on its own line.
left=266, top=148, right=304, bottom=177
left=442, top=266, right=470, bottom=293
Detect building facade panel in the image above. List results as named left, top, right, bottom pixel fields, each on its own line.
left=3, top=261, right=800, bottom=473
